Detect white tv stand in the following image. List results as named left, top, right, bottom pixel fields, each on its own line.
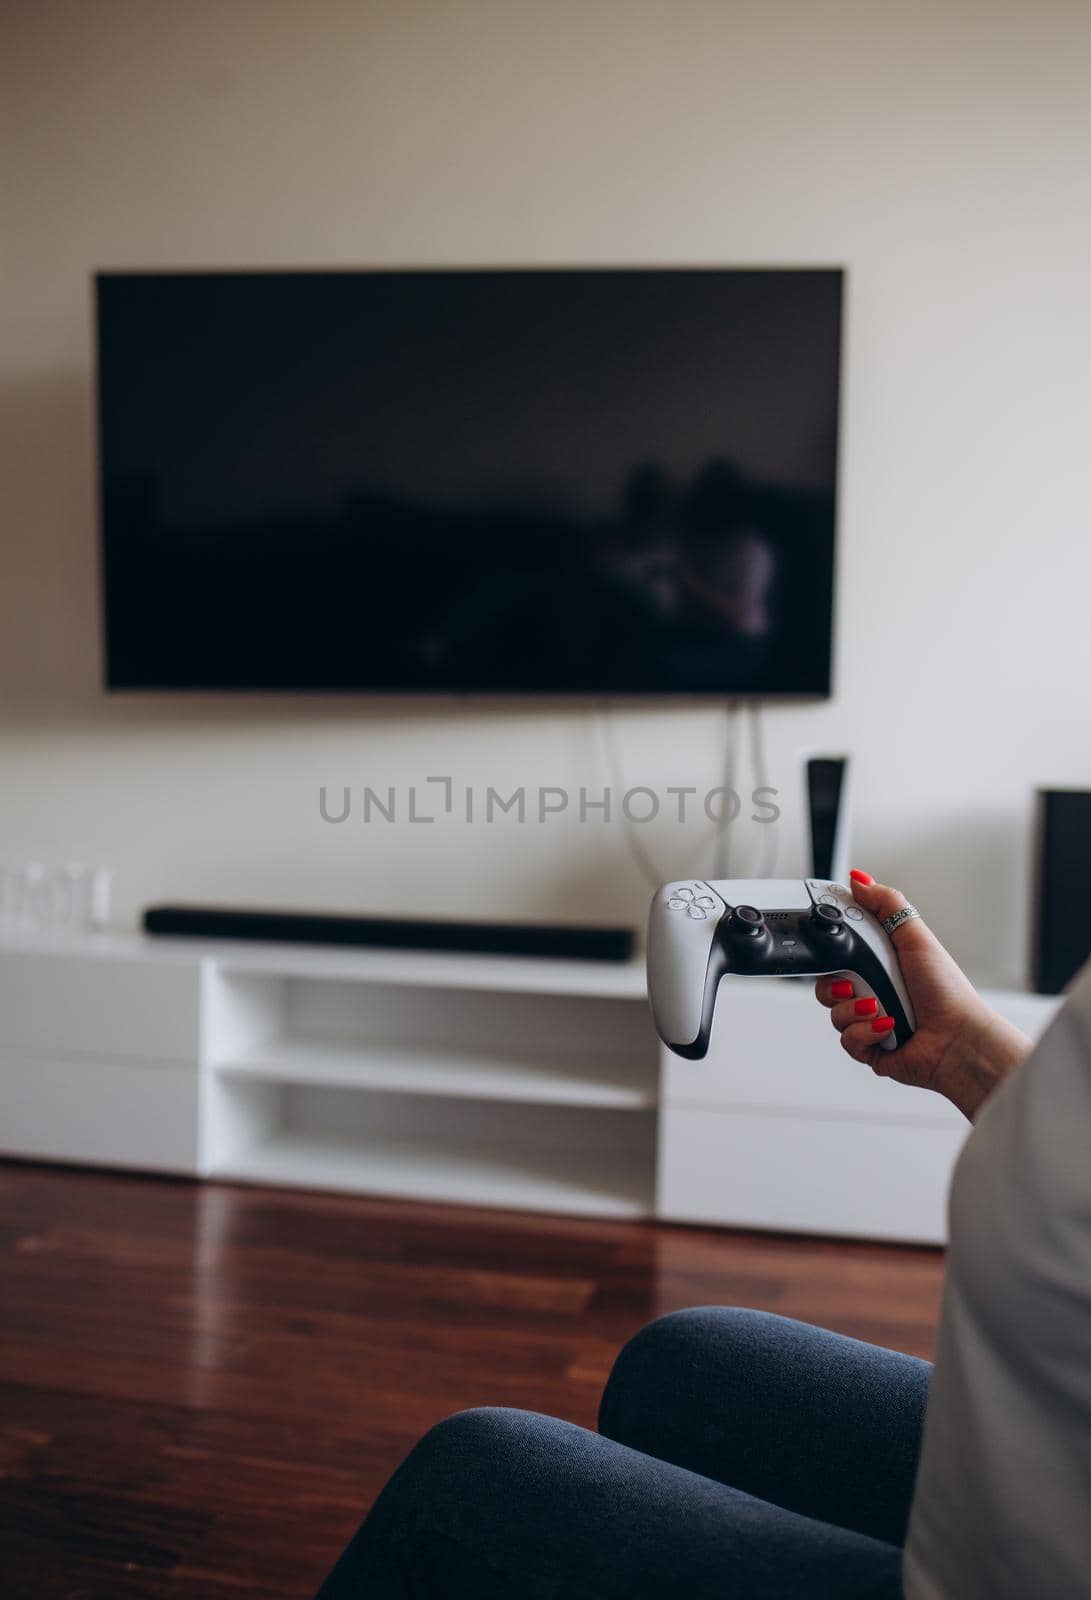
left=1, top=929, right=658, bottom=1219
left=0, top=928, right=1059, bottom=1241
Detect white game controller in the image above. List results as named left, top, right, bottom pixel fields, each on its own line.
left=647, top=878, right=916, bottom=1059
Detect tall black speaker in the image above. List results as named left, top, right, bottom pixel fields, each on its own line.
left=1032, top=789, right=1091, bottom=994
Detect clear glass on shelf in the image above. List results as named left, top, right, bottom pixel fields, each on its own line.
left=89, top=866, right=113, bottom=931
left=0, top=862, right=113, bottom=936
left=20, top=862, right=47, bottom=930
left=57, top=862, right=89, bottom=929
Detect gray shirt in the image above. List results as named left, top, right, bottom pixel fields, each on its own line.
left=903, top=961, right=1091, bottom=1597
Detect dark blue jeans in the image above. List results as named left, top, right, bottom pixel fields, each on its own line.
left=315, top=1308, right=930, bottom=1599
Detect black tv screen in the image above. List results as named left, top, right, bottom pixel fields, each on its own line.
left=96, top=268, right=841, bottom=695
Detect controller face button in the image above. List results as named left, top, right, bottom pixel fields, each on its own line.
left=844, top=906, right=864, bottom=921
left=696, top=896, right=715, bottom=909
left=668, top=897, right=687, bottom=910
left=676, top=888, right=694, bottom=902
left=687, top=906, right=707, bottom=920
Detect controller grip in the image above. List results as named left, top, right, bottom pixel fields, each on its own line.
left=833, top=967, right=914, bottom=1052
left=646, top=898, right=726, bottom=1059
left=661, top=943, right=727, bottom=1060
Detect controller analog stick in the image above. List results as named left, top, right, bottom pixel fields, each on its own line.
left=731, top=905, right=766, bottom=937
left=811, top=902, right=845, bottom=931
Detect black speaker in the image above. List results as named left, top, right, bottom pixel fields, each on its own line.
left=1031, top=789, right=1091, bottom=994
left=143, top=905, right=635, bottom=963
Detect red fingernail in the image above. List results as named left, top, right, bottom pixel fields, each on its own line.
left=854, top=997, right=879, bottom=1017
left=831, top=979, right=854, bottom=999
left=849, top=869, right=874, bottom=885
left=872, top=1016, right=896, bottom=1034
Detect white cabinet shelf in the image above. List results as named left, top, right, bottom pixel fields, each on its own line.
left=213, top=1036, right=657, bottom=1109
left=198, top=946, right=660, bottom=1217
left=217, top=1127, right=654, bottom=1218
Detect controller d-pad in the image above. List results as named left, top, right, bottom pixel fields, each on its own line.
left=667, top=883, right=713, bottom=913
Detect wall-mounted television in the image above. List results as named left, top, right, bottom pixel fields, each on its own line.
left=96, top=268, right=842, bottom=695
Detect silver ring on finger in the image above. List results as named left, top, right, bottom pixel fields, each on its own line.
left=883, top=905, right=921, bottom=936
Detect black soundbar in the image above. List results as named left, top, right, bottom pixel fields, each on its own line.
left=142, top=905, right=635, bottom=963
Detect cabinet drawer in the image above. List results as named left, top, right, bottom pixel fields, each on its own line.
left=0, top=951, right=200, bottom=1061
left=0, top=1052, right=199, bottom=1173
left=657, top=1105, right=965, bottom=1244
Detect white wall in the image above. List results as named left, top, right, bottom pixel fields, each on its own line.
left=2, top=0, right=1089, bottom=985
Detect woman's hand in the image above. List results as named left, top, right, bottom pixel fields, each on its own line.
left=814, top=871, right=1033, bottom=1121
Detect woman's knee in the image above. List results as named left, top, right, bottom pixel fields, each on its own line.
left=598, top=1306, right=787, bottom=1439
left=389, top=1406, right=581, bottom=1506
left=402, top=1406, right=536, bottom=1481
left=319, top=1409, right=568, bottom=1595
left=369, top=1405, right=606, bottom=1560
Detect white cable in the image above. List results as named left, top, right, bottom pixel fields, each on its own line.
left=598, top=703, right=764, bottom=891
left=748, top=701, right=779, bottom=878
left=598, top=706, right=737, bottom=890
left=596, top=708, right=666, bottom=889
left=712, top=705, right=739, bottom=879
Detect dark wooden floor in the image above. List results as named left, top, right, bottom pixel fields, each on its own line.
left=0, top=1162, right=944, bottom=1599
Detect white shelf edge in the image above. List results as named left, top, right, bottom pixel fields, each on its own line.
left=209, top=942, right=648, bottom=998
left=667, top=1096, right=964, bottom=1131
left=213, top=1130, right=654, bottom=1218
